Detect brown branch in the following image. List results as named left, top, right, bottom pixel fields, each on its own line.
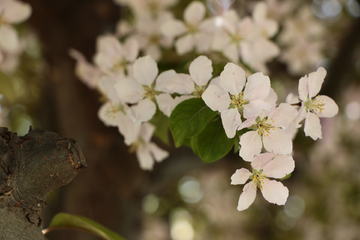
left=0, top=127, right=86, bottom=240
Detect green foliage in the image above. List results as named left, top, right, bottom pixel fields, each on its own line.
left=192, top=117, right=234, bottom=163
left=48, top=213, right=126, bottom=240
left=169, top=98, right=217, bottom=147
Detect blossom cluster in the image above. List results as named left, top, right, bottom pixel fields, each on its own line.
left=71, top=0, right=338, bottom=211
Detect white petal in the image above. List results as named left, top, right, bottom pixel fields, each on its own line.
left=184, top=1, right=205, bottom=25
left=131, top=99, right=156, bottom=124
left=155, top=69, right=177, bottom=92
left=175, top=34, right=195, bottom=55
left=244, top=72, right=271, bottom=101
left=140, top=122, right=156, bottom=143
left=189, top=55, right=213, bottom=86
left=98, top=101, right=120, bottom=127
left=222, top=43, right=239, bottom=63
left=251, top=152, right=275, bottom=170
left=316, top=95, right=339, bottom=118
left=202, top=84, right=230, bottom=112
left=243, top=100, right=271, bottom=119
left=261, top=179, right=289, bottom=205
left=118, top=113, right=140, bottom=146
left=156, top=94, right=193, bottom=117
left=231, top=168, right=252, bottom=185
left=123, top=38, right=139, bottom=62
left=239, top=131, right=262, bottom=161
left=298, top=76, right=308, bottom=101
left=238, top=117, right=256, bottom=130
left=268, top=103, right=299, bottom=128
left=194, top=32, right=213, bottom=53
left=2, top=0, right=31, bottom=23
left=237, top=182, right=257, bottom=211
left=133, top=55, right=158, bottom=85
left=221, top=108, right=241, bottom=138
left=220, top=63, right=246, bottom=95
left=263, top=128, right=293, bottom=155
left=0, top=25, right=18, bottom=52
left=304, top=112, right=322, bottom=140
left=149, top=142, right=169, bottom=163
left=160, top=20, right=187, bottom=38
left=212, top=30, right=231, bottom=51
left=136, top=144, right=155, bottom=170
left=115, top=77, right=143, bottom=103
left=166, top=73, right=194, bottom=94
left=308, top=67, right=326, bottom=98
left=263, top=155, right=295, bottom=178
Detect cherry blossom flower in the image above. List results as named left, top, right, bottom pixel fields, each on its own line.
left=297, top=67, right=339, bottom=140
left=0, top=0, right=31, bottom=53
left=202, top=62, right=271, bottom=138
left=231, top=153, right=295, bottom=211
left=93, top=35, right=139, bottom=77
left=238, top=103, right=298, bottom=161
left=118, top=120, right=169, bottom=170
left=160, top=1, right=215, bottom=55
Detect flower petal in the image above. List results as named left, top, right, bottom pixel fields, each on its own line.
left=262, top=155, right=295, bottom=179
left=244, top=72, right=271, bottom=101
left=251, top=152, right=275, bottom=170
left=304, top=111, right=322, bottom=140
left=118, top=113, right=140, bottom=146
left=231, top=168, right=252, bottom=185
left=263, top=128, right=293, bottom=155
left=184, top=1, right=205, bottom=25
left=268, top=103, right=299, bottom=128
left=0, top=25, right=18, bottom=52
left=316, top=95, right=339, bottom=118
left=222, top=43, right=239, bottom=63
left=133, top=55, right=158, bottom=85
left=308, top=67, right=326, bottom=98
left=202, top=84, right=230, bottom=112
left=175, top=34, right=195, bottom=55
left=115, top=77, right=143, bottom=103
left=243, top=100, right=271, bottom=119
left=261, top=179, right=289, bottom=205
left=156, top=94, right=193, bottom=117
left=221, top=108, right=241, bottom=138
left=166, top=73, right=194, bottom=94
left=149, top=142, right=169, bottom=163
left=161, top=19, right=187, bottom=38
left=130, top=99, right=156, bottom=124
left=239, top=131, right=262, bottom=161
left=98, top=101, right=120, bottom=127
left=136, top=144, right=155, bottom=170
left=237, top=182, right=257, bottom=211
left=155, top=69, right=177, bottom=92
left=189, top=55, right=213, bottom=86
left=123, top=38, right=139, bottom=62
left=2, top=0, right=31, bottom=23
left=220, top=63, right=246, bottom=95
left=298, top=76, right=308, bottom=101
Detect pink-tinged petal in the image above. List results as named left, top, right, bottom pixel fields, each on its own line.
left=133, top=55, right=158, bottom=85
left=264, top=88, right=278, bottom=107
left=149, top=142, right=169, bottom=163
left=202, top=84, right=230, bottom=112
left=298, top=76, right=308, bottom=101
left=239, top=131, right=262, bottom=161
left=251, top=152, right=275, bottom=170
left=136, top=145, right=154, bottom=170
left=140, top=122, right=155, bottom=143
left=155, top=69, right=177, bottom=92
left=231, top=168, right=252, bottom=185
left=316, top=95, right=339, bottom=118
left=189, top=55, right=213, bottom=86
left=308, top=67, right=326, bottom=98
left=184, top=1, right=205, bottom=25
left=268, top=103, right=298, bottom=128
left=261, top=179, right=289, bottom=205
left=123, top=38, right=139, bottom=62
left=131, top=99, right=156, bottom=124
left=222, top=43, right=239, bottom=63
left=115, top=77, right=143, bottom=103
left=262, top=155, right=295, bottom=179
left=244, top=72, right=271, bottom=101
left=160, top=20, right=187, bottom=38
left=243, top=100, right=271, bottom=119
left=296, top=105, right=306, bottom=124
left=2, top=0, right=31, bottom=23
left=237, top=182, right=257, bottom=211
left=304, top=112, right=322, bottom=140
left=118, top=113, right=140, bottom=146
left=221, top=108, right=242, bottom=138
left=166, top=73, right=194, bottom=94
left=238, top=117, right=256, bottom=130
left=175, top=34, right=195, bottom=55
left=263, top=128, right=293, bottom=155
left=156, top=94, right=193, bottom=117
left=0, top=25, right=18, bottom=52
left=220, top=63, right=246, bottom=95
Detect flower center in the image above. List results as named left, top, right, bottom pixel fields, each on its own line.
left=304, top=95, right=325, bottom=114
left=231, top=33, right=242, bottom=44
left=229, top=92, right=248, bottom=112
left=142, top=85, right=156, bottom=101
left=149, top=34, right=160, bottom=44
left=250, top=169, right=268, bottom=190
left=112, top=59, right=127, bottom=72
left=106, top=102, right=126, bottom=118
left=192, top=84, right=207, bottom=98
left=187, top=24, right=198, bottom=34
left=255, top=116, right=275, bottom=137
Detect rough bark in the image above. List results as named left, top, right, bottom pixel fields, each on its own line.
left=0, top=127, right=86, bottom=240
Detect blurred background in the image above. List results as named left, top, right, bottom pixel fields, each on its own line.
left=1, top=0, right=360, bottom=239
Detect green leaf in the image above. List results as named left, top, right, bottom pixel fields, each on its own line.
left=169, top=98, right=217, bottom=147
left=280, top=173, right=292, bottom=180
left=150, top=109, right=169, bottom=145
left=193, top=117, right=234, bottom=163
left=48, top=213, right=126, bottom=240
